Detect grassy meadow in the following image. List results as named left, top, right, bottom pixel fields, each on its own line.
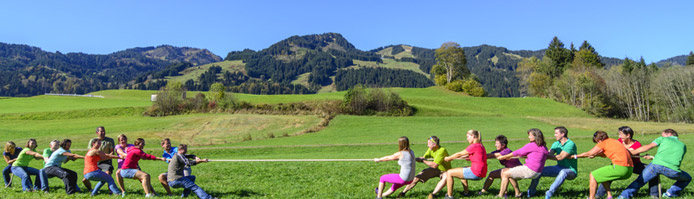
left=1, top=87, right=693, bottom=198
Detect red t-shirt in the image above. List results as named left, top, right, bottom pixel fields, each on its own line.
left=121, top=147, right=157, bottom=170
left=618, top=138, right=642, bottom=165
left=465, top=143, right=488, bottom=178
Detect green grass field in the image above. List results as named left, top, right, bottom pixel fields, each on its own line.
left=1, top=87, right=693, bottom=198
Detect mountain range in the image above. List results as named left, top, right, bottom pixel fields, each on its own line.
left=0, top=33, right=689, bottom=97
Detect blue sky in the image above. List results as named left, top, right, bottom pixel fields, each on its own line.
left=1, top=1, right=692, bottom=63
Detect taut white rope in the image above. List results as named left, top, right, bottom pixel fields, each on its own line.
left=209, top=159, right=373, bottom=162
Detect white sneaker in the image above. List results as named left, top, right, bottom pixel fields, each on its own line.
left=145, top=193, right=155, bottom=197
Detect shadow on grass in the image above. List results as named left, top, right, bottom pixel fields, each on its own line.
left=207, top=189, right=260, bottom=198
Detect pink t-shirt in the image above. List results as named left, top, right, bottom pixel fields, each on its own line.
left=121, top=147, right=157, bottom=170
left=618, top=138, right=643, bottom=165
left=512, top=142, right=549, bottom=173
left=115, top=144, right=134, bottom=169
left=465, top=143, right=488, bottom=178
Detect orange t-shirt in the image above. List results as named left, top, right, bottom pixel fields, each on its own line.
left=596, top=138, right=633, bottom=167
left=84, top=154, right=101, bottom=175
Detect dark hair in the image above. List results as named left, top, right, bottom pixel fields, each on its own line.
left=60, top=139, right=71, bottom=149
left=26, top=139, right=37, bottom=148
left=179, top=144, right=187, bottom=149
left=554, top=126, right=568, bottom=137
left=428, top=136, right=440, bottom=146
left=134, top=138, right=145, bottom=146
left=398, top=136, right=410, bottom=151
left=528, top=128, right=546, bottom=147
left=495, top=135, right=508, bottom=148
left=96, top=126, right=105, bottom=132
left=593, top=131, right=609, bottom=143
left=663, top=129, right=678, bottom=136
left=618, top=126, right=634, bottom=139
left=161, top=138, right=171, bottom=146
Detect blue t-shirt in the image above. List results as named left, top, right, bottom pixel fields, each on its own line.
left=45, top=148, right=70, bottom=168
left=163, top=147, right=178, bottom=163
left=3, top=147, right=22, bottom=163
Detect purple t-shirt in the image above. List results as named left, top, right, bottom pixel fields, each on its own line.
left=512, top=142, right=549, bottom=173
left=115, top=144, right=134, bottom=169
left=492, top=148, right=522, bottom=168
left=3, top=147, right=22, bottom=165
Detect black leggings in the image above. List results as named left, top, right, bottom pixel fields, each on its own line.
left=43, top=166, right=79, bottom=194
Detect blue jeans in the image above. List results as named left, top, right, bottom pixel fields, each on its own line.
left=168, top=176, right=212, bottom=199
left=527, top=165, right=576, bottom=198
left=619, top=163, right=691, bottom=198
left=597, top=162, right=658, bottom=198
left=84, top=170, right=121, bottom=195
left=10, top=166, right=41, bottom=191
left=2, top=165, right=12, bottom=187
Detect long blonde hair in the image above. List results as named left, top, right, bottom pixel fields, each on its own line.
left=4, top=141, right=16, bottom=155
left=398, top=136, right=410, bottom=151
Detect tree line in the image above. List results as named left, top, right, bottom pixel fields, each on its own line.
left=518, top=36, right=694, bottom=123
left=334, top=67, right=434, bottom=91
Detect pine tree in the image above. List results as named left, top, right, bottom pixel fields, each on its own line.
left=545, top=37, right=573, bottom=77
left=686, top=51, right=694, bottom=66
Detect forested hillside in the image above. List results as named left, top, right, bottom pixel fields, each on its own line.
left=0, top=43, right=221, bottom=96
left=7, top=33, right=686, bottom=98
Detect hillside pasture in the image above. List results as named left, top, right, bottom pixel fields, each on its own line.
left=165, top=60, right=245, bottom=83
left=350, top=59, right=426, bottom=74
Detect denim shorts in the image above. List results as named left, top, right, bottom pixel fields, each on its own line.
left=462, top=167, right=482, bottom=180
left=120, top=169, right=138, bottom=178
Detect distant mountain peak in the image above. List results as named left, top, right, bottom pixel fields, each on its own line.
left=124, top=45, right=222, bottom=65
left=264, top=32, right=357, bottom=55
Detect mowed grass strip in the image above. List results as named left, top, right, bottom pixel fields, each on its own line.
left=221, top=115, right=575, bottom=147
left=0, top=114, right=321, bottom=147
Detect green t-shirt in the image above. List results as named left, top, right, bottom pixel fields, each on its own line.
left=652, top=136, right=686, bottom=172
left=550, top=139, right=578, bottom=173
left=42, top=148, right=53, bottom=167
left=12, top=148, right=37, bottom=167
left=423, top=146, right=451, bottom=172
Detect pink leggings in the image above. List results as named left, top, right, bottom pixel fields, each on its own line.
left=379, top=174, right=412, bottom=191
